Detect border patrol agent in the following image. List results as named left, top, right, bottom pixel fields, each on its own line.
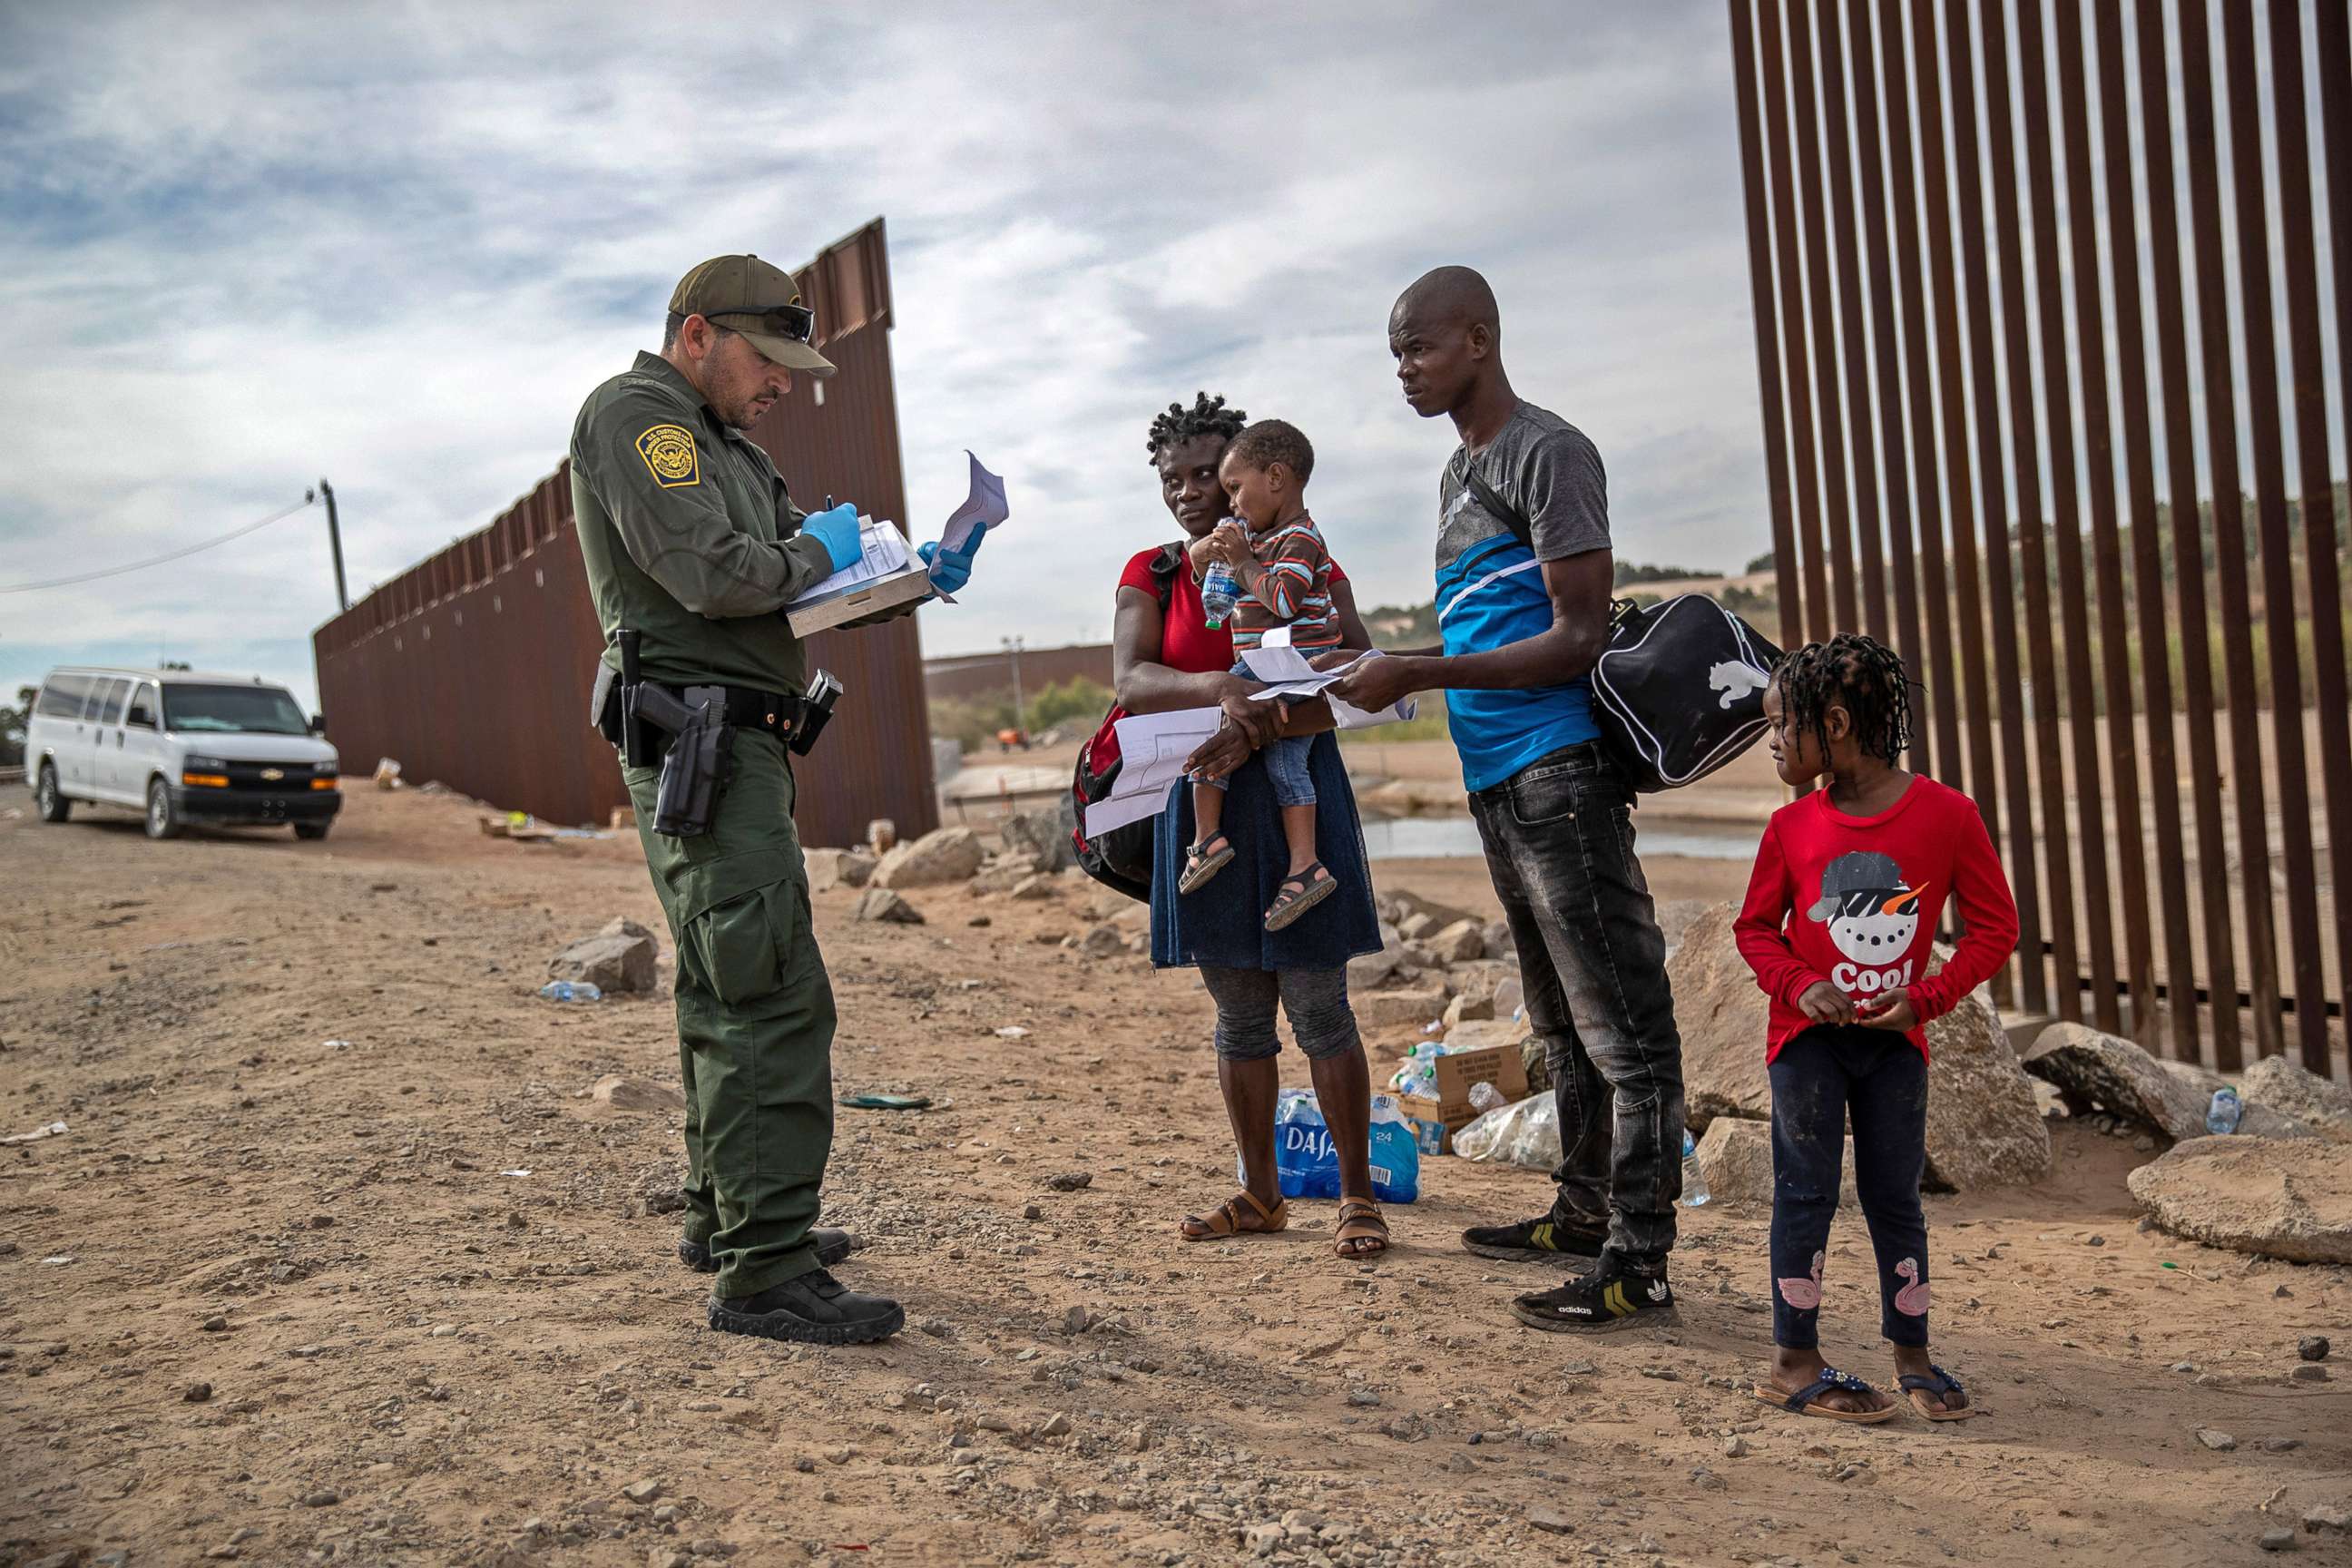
left=573, top=254, right=968, bottom=1346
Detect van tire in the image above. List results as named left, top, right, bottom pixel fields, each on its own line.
left=293, top=822, right=331, bottom=841
left=145, top=778, right=183, bottom=840
left=35, top=763, right=71, bottom=823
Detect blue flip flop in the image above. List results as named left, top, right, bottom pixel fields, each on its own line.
left=1753, top=1366, right=1898, bottom=1424
left=1898, top=1364, right=1982, bottom=1421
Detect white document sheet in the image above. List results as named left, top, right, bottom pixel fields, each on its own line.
left=1081, top=708, right=1223, bottom=838
left=1239, top=645, right=1420, bottom=726
left=791, top=515, right=915, bottom=605
left=927, top=452, right=1010, bottom=599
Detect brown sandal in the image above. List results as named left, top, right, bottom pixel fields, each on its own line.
left=1180, top=1189, right=1289, bottom=1240
left=1335, top=1198, right=1390, bottom=1258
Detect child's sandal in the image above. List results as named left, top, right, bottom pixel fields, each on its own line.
left=1179, top=833, right=1234, bottom=894
left=1262, top=860, right=1337, bottom=931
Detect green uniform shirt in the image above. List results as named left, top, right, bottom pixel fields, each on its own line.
left=572, top=351, right=835, bottom=693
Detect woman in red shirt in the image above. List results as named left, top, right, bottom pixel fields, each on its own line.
left=1112, top=393, right=1391, bottom=1259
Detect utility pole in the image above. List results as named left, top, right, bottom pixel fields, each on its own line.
left=318, top=478, right=348, bottom=612
left=1003, top=635, right=1027, bottom=739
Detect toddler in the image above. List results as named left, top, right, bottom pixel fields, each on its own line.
left=1179, top=418, right=1343, bottom=932
left=1734, top=634, right=2017, bottom=1423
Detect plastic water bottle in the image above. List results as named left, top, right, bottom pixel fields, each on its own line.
left=2205, top=1086, right=2242, bottom=1135
left=1201, top=562, right=1239, bottom=629
left=539, top=980, right=603, bottom=1003
left=1681, top=1128, right=1711, bottom=1207
left=1467, top=1081, right=1507, bottom=1114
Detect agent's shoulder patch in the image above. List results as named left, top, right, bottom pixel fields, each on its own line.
left=634, top=424, right=701, bottom=488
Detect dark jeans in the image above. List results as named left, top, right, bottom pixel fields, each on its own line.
left=1768, top=1024, right=1931, bottom=1349
left=1468, top=740, right=1683, bottom=1273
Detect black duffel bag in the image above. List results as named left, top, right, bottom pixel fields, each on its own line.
left=1455, top=463, right=1782, bottom=793
left=1589, top=593, right=1782, bottom=792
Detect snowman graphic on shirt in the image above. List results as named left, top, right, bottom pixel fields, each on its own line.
left=1807, top=850, right=1926, bottom=995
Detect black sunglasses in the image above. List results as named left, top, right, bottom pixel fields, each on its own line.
left=706, top=301, right=816, bottom=343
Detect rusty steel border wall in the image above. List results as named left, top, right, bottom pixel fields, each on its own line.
left=922, top=642, right=1113, bottom=705
left=1729, top=0, right=2349, bottom=1073
left=310, top=219, right=940, bottom=852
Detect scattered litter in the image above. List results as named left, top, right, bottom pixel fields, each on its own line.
left=539, top=981, right=603, bottom=1003
left=324, top=1040, right=352, bottom=1051
left=995, top=1026, right=1031, bottom=1040
left=43, top=1255, right=76, bottom=1265
left=1, top=1121, right=69, bottom=1145
left=500, top=1169, right=534, bottom=1178
left=840, top=1093, right=933, bottom=1111
left=372, top=758, right=404, bottom=790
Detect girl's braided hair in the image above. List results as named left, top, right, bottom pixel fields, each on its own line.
left=1774, top=632, right=1916, bottom=766
left=1145, top=391, right=1248, bottom=461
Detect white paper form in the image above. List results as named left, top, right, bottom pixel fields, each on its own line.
left=926, top=452, right=1009, bottom=599
left=1237, top=643, right=1420, bottom=728
left=792, top=515, right=916, bottom=607
left=1081, top=708, right=1222, bottom=837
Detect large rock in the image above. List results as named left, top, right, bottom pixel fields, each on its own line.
left=1353, top=985, right=1451, bottom=1029
left=1378, top=889, right=1480, bottom=933
left=2241, top=1056, right=2352, bottom=1142
left=2129, top=1136, right=2352, bottom=1264
left=806, top=847, right=876, bottom=892
left=2027, top=1023, right=2210, bottom=1141
left=1439, top=1017, right=1531, bottom=1053
left=2159, top=1057, right=2314, bottom=1140
left=1348, top=922, right=1408, bottom=990
left=547, top=916, right=659, bottom=995
left=873, top=827, right=985, bottom=889
left=970, top=856, right=1042, bottom=896
left=999, top=806, right=1073, bottom=872
left=1671, top=902, right=2046, bottom=1190
left=1427, top=919, right=1488, bottom=965
left=592, top=1074, right=685, bottom=1114
left=1668, top=903, right=1775, bottom=1128
left=1922, top=989, right=2051, bottom=1191
left=1693, top=1116, right=1856, bottom=1207
left=852, top=887, right=925, bottom=925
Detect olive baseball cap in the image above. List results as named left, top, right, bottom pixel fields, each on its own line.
left=669, top=254, right=837, bottom=377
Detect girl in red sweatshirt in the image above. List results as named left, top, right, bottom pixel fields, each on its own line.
left=1734, top=634, right=2016, bottom=1423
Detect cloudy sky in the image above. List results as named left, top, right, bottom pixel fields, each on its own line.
left=0, top=1, right=1762, bottom=710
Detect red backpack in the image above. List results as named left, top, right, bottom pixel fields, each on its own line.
left=1071, top=544, right=1184, bottom=901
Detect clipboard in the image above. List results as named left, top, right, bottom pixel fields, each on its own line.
left=784, top=562, right=936, bottom=636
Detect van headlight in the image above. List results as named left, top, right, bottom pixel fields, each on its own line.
left=184, top=755, right=229, bottom=772
left=313, top=759, right=338, bottom=774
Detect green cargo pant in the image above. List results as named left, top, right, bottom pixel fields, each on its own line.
left=622, top=730, right=836, bottom=1299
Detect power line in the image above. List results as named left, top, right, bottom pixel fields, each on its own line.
left=0, top=495, right=318, bottom=594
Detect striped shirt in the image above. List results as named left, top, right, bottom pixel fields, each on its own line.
left=1230, top=514, right=1343, bottom=652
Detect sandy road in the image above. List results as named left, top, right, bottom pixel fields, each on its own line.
left=1, top=787, right=2347, bottom=1566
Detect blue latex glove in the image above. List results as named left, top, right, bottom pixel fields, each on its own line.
left=918, top=528, right=985, bottom=594
left=799, top=502, right=863, bottom=572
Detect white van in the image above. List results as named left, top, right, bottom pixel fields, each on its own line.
left=24, top=666, right=343, bottom=841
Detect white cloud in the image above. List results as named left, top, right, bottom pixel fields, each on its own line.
left=0, top=0, right=1769, bottom=703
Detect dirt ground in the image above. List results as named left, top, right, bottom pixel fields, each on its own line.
left=3, top=787, right=2347, bottom=1568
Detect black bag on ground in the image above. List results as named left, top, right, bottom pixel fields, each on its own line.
left=1454, top=459, right=1781, bottom=793
left=1071, top=544, right=1184, bottom=901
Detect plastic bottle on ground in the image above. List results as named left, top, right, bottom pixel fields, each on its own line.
left=1681, top=1128, right=1711, bottom=1206
left=2205, top=1086, right=2242, bottom=1135
left=539, top=980, right=603, bottom=1003
left=1466, top=1081, right=1507, bottom=1114
left=1201, top=561, right=1240, bottom=629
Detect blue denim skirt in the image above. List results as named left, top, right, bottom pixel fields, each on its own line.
left=1149, top=730, right=1383, bottom=972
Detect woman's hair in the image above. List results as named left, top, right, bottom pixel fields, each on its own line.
left=1145, top=391, right=1249, bottom=461
left=1773, top=632, right=1914, bottom=766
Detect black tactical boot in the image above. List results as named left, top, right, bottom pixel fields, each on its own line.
left=709, top=1268, right=904, bottom=1346
left=679, top=1227, right=854, bottom=1274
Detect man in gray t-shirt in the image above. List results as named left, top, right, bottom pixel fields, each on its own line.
left=1334, top=265, right=1685, bottom=1335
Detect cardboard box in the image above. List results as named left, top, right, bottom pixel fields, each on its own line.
left=1394, top=1043, right=1530, bottom=1155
